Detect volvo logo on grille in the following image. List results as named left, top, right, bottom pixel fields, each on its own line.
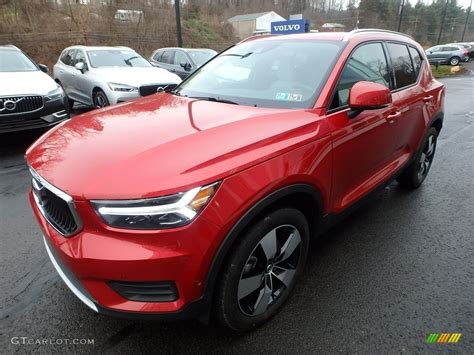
left=4, top=100, right=16, bottom=111
left=0, top=97, right=24, bottom=112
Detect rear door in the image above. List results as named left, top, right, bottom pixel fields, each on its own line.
left=385, top=42, right=427, bottom=160
left=326, top=42, right=400, bottom=212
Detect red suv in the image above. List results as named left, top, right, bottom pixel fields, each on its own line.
left=26, top=30, right=444, bottom=331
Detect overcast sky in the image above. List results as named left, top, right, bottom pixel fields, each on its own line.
left=459, top=0, right=472, bottom=9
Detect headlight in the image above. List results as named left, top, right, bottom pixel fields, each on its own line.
left=107, top=82, right=138, bottom=92
left=91, top=182, right=220, bottom=230
left=44, top=86, right=64, bottom=102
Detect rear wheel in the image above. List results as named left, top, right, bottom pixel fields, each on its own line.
left=93, top=89, right=110, bottom=108
left=397, top=127, right=438, bottom=189
left=214, top=208, right=309, bottom=332
left=449, top=56, right=460, bottom=66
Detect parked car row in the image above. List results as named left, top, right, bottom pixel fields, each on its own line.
left=0, top=44, right=216, bottom=134
left=425, top=42, right=473, bottom=66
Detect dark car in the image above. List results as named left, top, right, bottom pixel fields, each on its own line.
left=0, top=45, right=70, bottom=133
left=149, top=47, right=217, bottom=79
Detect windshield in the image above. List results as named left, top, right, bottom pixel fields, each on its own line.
left=187, top=50, right=217, bottom=66
left=0, top=49, right=38, bottom=72
left=176, top=39, right=343, bottom=109
left=87, top=49, right=152, bottom=68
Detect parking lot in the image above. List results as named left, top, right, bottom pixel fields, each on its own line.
left=1, top=63, right=473, bottom=353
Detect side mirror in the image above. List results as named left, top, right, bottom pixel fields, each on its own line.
left=75, top=62, right=87, bottom=73
left=348, top=81, right=391, bottom=118
left=38, top=64, right=48, bottom=73
left=180, top=62, right=192, bottom=71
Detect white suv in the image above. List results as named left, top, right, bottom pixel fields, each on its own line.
left=0, top=45, right=69, bottom=133
left=53, top=46, right=181, bottom=108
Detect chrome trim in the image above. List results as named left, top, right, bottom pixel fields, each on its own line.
left=29, top=166, right=83, bottom=237
left=43, top=236, right=98, bottom=312
left=52, top=110, right=68, bottom=118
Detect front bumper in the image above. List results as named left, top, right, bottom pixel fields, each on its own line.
left=42, top=234, right=209, bottom=320
left=29, top=190, right=222, bottom=319
left=0, top=97, right=69, bottom=133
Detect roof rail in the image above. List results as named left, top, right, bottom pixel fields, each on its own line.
left=344, top=29, right=413, bottom=41
left=1, top=44, right=20, bottom=50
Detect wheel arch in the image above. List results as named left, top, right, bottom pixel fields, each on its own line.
left=202, top=183, right=323, bottom=300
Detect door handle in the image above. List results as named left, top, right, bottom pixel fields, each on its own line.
left=423, top=95, right=433, bottom=103
left=386, top=111, right=401, bottom=123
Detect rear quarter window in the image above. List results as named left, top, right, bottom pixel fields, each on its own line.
left=408, top=47, right=422, bottom=77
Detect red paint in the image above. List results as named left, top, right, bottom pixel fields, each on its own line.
left=26, top=31, right=444, bottom=316
left=349, top=81, right=392, bottom=109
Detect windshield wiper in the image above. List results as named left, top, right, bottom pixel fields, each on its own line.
left=220, top=52, right=253, bottom=59
left=189, top=96, right=239, bottom=105
left=124, top=55, right=141, bottom=67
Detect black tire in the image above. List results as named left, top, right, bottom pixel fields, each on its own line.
left=214, top=208, right=310, bottom=332
left=93, top=89, right=110, bottom=108
left=449, top=56, right=460, bottom=66
left=397, top=127, right=438, bottom=189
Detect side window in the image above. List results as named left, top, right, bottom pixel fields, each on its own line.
left=153, top=51, right=163, bottom=62
left=160, top=50, right=174, bottom=64
left=408, top=47, right=422, bottom=77
left=74, top=50, right=87, bottom=65
left=330, top=42, right=390, bottom=109
left=174, top=51, right=189, bottom=66
left=387, top=43, right=416, bottom=89
left=60, top=50, right=74, bottom=66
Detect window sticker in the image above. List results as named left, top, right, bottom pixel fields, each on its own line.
left=275, top=92, right=303, bottom=101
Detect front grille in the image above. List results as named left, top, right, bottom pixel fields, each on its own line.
left=139, top=83, right=178, bottom=97
left=0, top=95, right=44, bottom=115
left=30, top=169, right=81, bottom=237
left=109, top=281, right=179, bottom=302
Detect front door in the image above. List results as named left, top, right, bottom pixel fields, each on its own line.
left=326, top=42, right=399, bottom=212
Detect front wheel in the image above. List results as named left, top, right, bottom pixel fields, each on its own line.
left=397, top=127, right=438, bottom=189
left=214, top=208, right=309, bottom=332
left=449, top=56, right=460, bottom=66
left=93, top=89, right=110, bottom=108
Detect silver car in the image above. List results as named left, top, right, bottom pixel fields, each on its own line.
left=425, top=45, right=469, bottom=66
left=54, top=46, right=181, bottom=108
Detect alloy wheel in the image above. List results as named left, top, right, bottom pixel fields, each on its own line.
left=237, top=224, right=302, bottom=316
left=417, top=134, right=436, bottom=181
left=95, top=92, right=109, bottom=108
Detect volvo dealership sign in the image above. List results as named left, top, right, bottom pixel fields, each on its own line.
left=271, top=19, right=309, bottom=35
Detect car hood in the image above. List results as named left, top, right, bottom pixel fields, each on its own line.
left=0, top=71, right=58, bottom=96
left=26, top=94, right=323, bottom=200
left=92, top=67, right=181, bottom=86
